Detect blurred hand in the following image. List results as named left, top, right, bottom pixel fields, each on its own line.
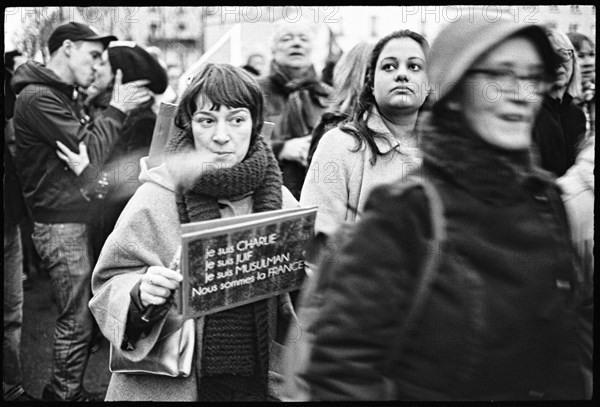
left=139, top=266, right=183, bottom=308
left=56, top=140, right=90, bottom=176
left=166, top=148, right=233, bottom=189
left=109, top=69, right=152, bottom=113
left=279, top=135, right=311, bottom=167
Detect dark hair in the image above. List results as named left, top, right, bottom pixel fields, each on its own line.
left=175, top=63, right=264, bottom=144
left=340, top=30, right=429, bottom=165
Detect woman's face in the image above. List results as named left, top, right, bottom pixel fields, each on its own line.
left=191, top=96, right=253, bottom=168
left=92, top=50, right=114, bottom=91
left=458, top=36, right=546, bottom=151
left=373, top=37, right=428, bottom=115
left=549, top=38, right=574, bottom=90
left=577, top=39, right=595, bottom=83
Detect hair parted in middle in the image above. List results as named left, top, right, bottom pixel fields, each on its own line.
left=175, top=63, right=264, bottom=143
left=340, top=29, right=430, bottom=165
left=545, top=27, right=582, bottom=99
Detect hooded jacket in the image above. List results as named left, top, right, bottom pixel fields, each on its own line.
left=286, top=16, right=588, bottom=401
left=11, top=60, right=126, bottom=223
left=90, top=157, right=299, bottom=401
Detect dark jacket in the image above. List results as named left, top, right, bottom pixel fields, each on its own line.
left=11, top=61, right=126, bottom=224
left=4, top=142, right=26, bottom=229
left=532, top=93, right=587, bottom=177
left=289, top=116, right=589, bottom=400
left=258, top=73, right=331, bottom=199
left=86, top=89, right=157, bottom=257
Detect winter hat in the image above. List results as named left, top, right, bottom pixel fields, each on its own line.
left=107, top=41, right=168, bottom=94
left=48, top=22, right=116, bottom=54
left=426, top=13, right=556, bottom=106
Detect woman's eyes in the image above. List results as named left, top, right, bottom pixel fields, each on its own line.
left=230, top=116, right=246, bottom=125
left=196, top=118, right=214, bottom=126
left=194, top=116, right=247, bottom=126
left=382, top=63, right=396, bottom=72
left=381, top=62, right=423, bottom=72
left=408, top=63, right=422, bottom=71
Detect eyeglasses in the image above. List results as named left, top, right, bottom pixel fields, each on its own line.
left=467, top=68, right=551, bottom=94
left=555, top=48, right=574, bottom=62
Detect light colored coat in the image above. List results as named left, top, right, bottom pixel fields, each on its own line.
left=300, top=111, right=422, bottom=237
left=89, top=157, right=299, bottom=401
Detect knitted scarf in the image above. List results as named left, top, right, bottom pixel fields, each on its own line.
left=165, top=127, right=283, bottom=401
left=417, top=110, right=547, bottom=206
left=269, top=60, right=332, bottom=140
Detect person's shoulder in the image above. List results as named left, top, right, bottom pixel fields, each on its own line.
left=367, top=178, right=431, bottom=216
left=15, top=82, right=61, bottom=105
left=130, top=179, right=175, bottom=211
left=318, top=126, right=359, bottom=150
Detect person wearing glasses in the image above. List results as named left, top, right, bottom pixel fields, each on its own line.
left=532, top=28, right=586, bottom=177
left=567, top=32, right=595, bottom=134
left=285, top=15, right=590, bottom=401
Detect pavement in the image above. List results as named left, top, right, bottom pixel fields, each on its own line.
left=21, top=270, right=111, bottom=400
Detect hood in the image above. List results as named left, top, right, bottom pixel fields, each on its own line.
left=138, top=156, right=176, bottom=192
left=426, top=14, right=556, bottom=106
left=11, top=60, right=75, bottom=96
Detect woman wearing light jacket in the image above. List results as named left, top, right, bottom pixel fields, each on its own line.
left=300, top=30, right=429, bottom=248
left=79, top=64, right=297, bottom=401
left=286, top=15, right=590, bottom=401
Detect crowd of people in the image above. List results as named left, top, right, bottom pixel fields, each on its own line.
left=3, top=13, right=594, bottom=402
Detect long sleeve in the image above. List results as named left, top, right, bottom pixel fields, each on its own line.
left=20, top=88, right=125, bottom=166
left=289, top=185, right=430, bottom=400
left=89, top=181, right=181, bottom=359
left=300, top=128, right=361, bottom=238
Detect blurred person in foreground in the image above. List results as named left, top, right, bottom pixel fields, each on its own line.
left=532, top=28, right=586, bottom=177
left=11, top=22, right=151, bottom=401
left=306, top=41, right=374, bottom=165
left=259, top=19, right=333, bottom=199
left=567, top=31, right=595, bottom=134
left=285, top=15, right=591, bottom=401
left=86, top=63, right=298, bottom=401
left=301, top=31, right=428, bottom=254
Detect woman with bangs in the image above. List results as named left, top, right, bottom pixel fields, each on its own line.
left=300, top=30, right=429, bottom=255
left=532, top=28, right=587, bottom=177
left=86, top=63, right=298, bottom=401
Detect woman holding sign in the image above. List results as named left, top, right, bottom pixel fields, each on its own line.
left=88, top=63, right=298, bottom=401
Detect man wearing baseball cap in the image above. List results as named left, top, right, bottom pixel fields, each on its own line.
left=11, top=22, right=151, bottom=402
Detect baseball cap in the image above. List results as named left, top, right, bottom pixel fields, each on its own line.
left=48, top=22, right=117, bottom=55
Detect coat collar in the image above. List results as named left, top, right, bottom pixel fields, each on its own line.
left=365, top=110, right=400, bottom=154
